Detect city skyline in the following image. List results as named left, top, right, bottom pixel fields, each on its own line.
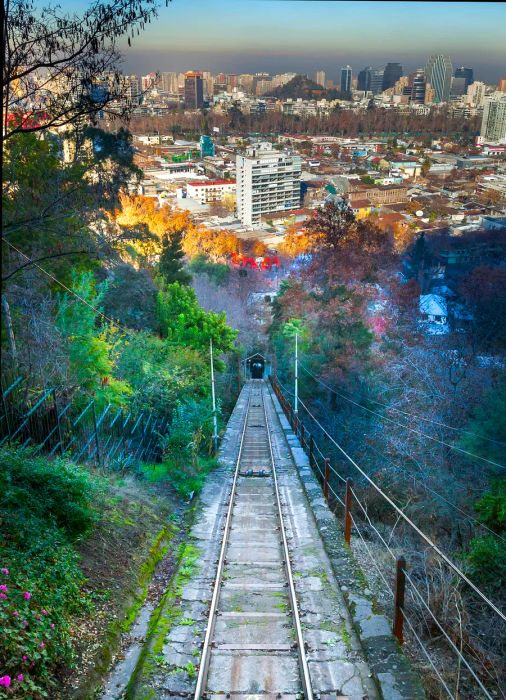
left=107, top=0, right=506, bottom=82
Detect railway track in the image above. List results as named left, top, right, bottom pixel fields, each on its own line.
left=194, top=379, right=314, bottom=699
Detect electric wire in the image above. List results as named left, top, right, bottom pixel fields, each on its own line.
left=403, top=571, right=495, bottom=699
left=299, top=364, right=506, bottom=472
left=299, top=363, right=506, bottom=448
left=4, top=240, right=133, bottom=334
left=290, top=392, right=506, bottom=622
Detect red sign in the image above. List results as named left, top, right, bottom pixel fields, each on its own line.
left=231, top=254, right=279, bottom=269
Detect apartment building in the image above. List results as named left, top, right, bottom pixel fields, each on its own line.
left=236, top=143, right=301, bottom=227
left=186, top=179, right=236, bottom=203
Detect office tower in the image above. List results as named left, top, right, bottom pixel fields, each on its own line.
left=236, top=143, right=301, bottom=227
left=425, top=55, right=453, bottom=103
left=315, top=70, right=326, bottom=87
left=369, top=69, right=385, bottom=95
left=467, top=81, right=486, bottom=108
left=200, top=135, right=215, bottom=158
left=454, top=67, right=474, bottom=89
left=382, top=63, right=403, bottom=90
left=450, top=76, right=467, bottom=98
left=480, top=93, right=506, bottom=143
left=184, top=71, right=204, bottom=109
left=411, top=71, right=427, bottom=104
left=340, top=65, right=352, bottom=93
left=498, top=78, right=506, bottom=93
left=357, top=66, right=372, bottom=91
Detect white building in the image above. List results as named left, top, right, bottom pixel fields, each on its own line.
left=186, top=179, right=236, bottom=203
left=466, top=81, right=486, bottom=108
left=236, top=143, right=301, bottom=227
left=479, top=93, right=506, bottom=144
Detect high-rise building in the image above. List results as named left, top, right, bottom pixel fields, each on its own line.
left=369, top=69, right=385, bottom=95
left=411, top=71, right=427, bottom=104
left=454, top=67, right=474, bottom=89
left=480, top=93, right=506, bottom=144
left=141, top=72, right=158, bottom=91
left=467, top=81, right=486, bottom=108
left=238, top=74, right=255, bottom=93
left=357, top=67, right=372, bottom=92
left=340, top=65, right=352, bottom=93
left=315, top=70, right=326, bottom=87
left=450, top=76, right=467, bottom=98
left=184, top=71, right=204, bottom=109
left=117, top=75, right=140, bottom=105
left=227, top=74, right=239, bottom=91
left=498, top=78, right=506, bottom=93
left=160, top=72, right=179, bottom=94
left=236, top=143, right=301, bottom=227
left=200, top=135, right=215, bottom=158
left=382, top=63, right=403, bottom=91
left=425, top=55, right=453, bottom=103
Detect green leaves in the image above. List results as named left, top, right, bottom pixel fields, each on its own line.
left=156, top=282, right=237, bottom=354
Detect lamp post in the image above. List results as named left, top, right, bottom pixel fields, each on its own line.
left=210, top=338, right=219, bottom=452
left=294, top=331, right=298, bottom=415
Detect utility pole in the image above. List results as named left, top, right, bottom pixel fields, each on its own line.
left=294, top=331, right=299, bottom=415
left=210, top=338, right=219, bottom=452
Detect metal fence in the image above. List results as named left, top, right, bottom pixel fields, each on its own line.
left=0, top=375, right=169, bottom=470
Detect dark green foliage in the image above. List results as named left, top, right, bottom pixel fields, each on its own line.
left=158, top=229, right=192, bottom=286
left=459, top=380, right=506, bottom=467
left=465, top=478, right=506, bottom=590
left=466, top=536, right=506, bottom=591
left=188, top=253, right=230, bottom=286
left=0, top=447, right=104, bottom=695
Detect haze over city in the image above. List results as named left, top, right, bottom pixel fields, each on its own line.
left=111, top=0, right=506, bottom=82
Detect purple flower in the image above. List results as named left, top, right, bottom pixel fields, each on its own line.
left=1, top=568, right=9, bottom=575
left=17, top=674, right=24, bottom=682
left=13, top=611, right=19, bottom=617
left=41, top=609, right=48, bottom=615
left=22, top=619, right=28, bottom=627
left=23, top=591, right=31, bottom=600
left=0, top=593, right=7, bottom=600
left=22, top=655, right=28, bottom=661
left=0, top=676, right=11, bottom=687
left=0, top=584, right=7, bottom=592
left=50, top=623, right=55, bottom=629
left=39, top=642, right=45, bottom=649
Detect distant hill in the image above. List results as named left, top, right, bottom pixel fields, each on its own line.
left=266, top=74, right=328, bottom=99
left=265, top=74, right=350, bottom=101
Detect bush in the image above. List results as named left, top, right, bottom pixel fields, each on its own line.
left=157, top=399, right=219, bottom=497
left=465, top=536, right=506, bottom=591
left=0, top=447, right=103, bottom=697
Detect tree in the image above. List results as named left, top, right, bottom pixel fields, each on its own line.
left=158, top=230, right=191, bottom=286
left=156, top=282, right=237, bottom=354
left=420, top=157, right=432, bottom=177
left=305, top=200, right=355, bottom=250
left=3, top=0, right=161, bottom=141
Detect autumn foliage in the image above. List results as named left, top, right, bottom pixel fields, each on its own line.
left=113, top=194, right=243, bottom=262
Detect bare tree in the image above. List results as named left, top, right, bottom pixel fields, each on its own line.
left=3, top=0, right=166, bottom=141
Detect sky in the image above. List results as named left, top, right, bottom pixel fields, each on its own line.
left=85, top=1, right=506, bottom=82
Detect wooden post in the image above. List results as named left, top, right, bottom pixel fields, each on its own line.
left=344, top=478, right=353, bottom=545
left=393, top=557, right=406, bottom=645
left=299, top=421, right=305, bottom=448
left=324, top=458, right=330, bottom=500
left=309, top=434, right=314, bottom=468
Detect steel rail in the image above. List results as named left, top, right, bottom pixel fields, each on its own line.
left=261, top=382, right=314, bottom=700
left=193, top=387, right=252, bottom=699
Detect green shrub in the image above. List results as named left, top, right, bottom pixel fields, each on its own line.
left=188, top=254, right=230, bottom=286
left=0, top=447, right=103, bottom=697
left=465, top=536, right=506, bottom=591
